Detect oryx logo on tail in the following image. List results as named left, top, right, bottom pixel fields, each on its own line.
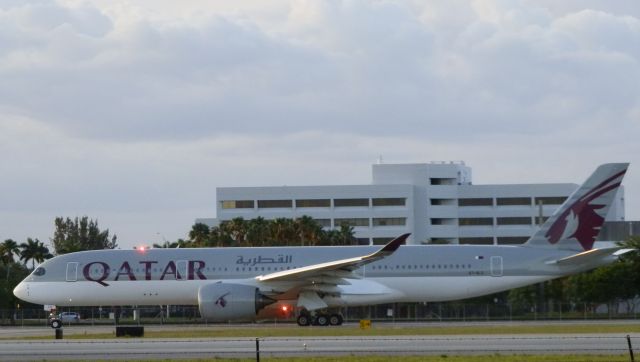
left=545, top=169, right=626, bottom=251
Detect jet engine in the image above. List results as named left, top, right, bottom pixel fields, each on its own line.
left=198, top=283, right=275, bottom=322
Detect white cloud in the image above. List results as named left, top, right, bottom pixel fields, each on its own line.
left=0, top=0, right=638, bottom=248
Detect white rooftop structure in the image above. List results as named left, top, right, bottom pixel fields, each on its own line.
left=198, top=162, right=625, bottom=245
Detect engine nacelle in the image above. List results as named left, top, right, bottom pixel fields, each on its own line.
left=198, top=283, right=275, bottom=322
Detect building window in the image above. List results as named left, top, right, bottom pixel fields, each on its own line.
left=535, top=196, right=567, bottom=205
left=430, top=199, right=455, bottom=206
left=497, top=197, right=532, bottom=206
left=257, top=200, right=292, bottom=208
left=497, top=217, right=532, bottom=226
left=430, top=218, right=456, bottom=225
left=372, top=237, right=393, bottom=245
left=372, top=198, right=406, bottom=206
left=430, top=178, right=456, bottom=185
left=373, top=217, right=406, bottom=226
left=497, top=237, right=529, bottom=244
left=459, top=218, right=493, bottom=226
left=356, top=238, right=370, bottom=245
left=296, top=199, right=330, bottom=208
left=221, top=200, right=254, bottom=209
left=335, top=218, right=369, bottom=227
left=315, top=219, right=331, bottom=227
left=429, top=238, right=453, bottom=244
left=334, top=198, right=369, bottom=207
left=458, top=198, right=493, bottom=207
left=459, top=237, right=494, bottom=245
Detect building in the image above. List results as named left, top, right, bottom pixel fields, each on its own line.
left=597, top=221, right=639, bottom=241
left=197, top=162, right=625, bottom=245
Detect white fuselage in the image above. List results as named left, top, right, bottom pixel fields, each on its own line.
left=13, top=244, right=579, bottom=309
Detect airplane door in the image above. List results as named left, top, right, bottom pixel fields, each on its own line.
left=176, top=260, right=187, bottom=280
left=66, top=262, right=78, bottom=282
left=490, top=256, right=503, bottom=277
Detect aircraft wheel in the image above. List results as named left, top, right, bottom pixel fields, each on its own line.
left=50, top=319, right=62, bottom=329
left=329, top=314, right=343, bottom=326
left=296, top=314, right=311, bottom=326
left=316, top=314, right=329, bottom=326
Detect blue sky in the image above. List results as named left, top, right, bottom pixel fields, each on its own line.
left=1, top=1, right=638, bottom=250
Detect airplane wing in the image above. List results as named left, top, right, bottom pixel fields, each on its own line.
left=256, top=233, right=409, bottom=282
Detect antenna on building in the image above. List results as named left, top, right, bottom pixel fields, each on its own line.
left=377, top=155, right=384, bottom=164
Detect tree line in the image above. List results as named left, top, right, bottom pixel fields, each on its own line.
left=506, top=236, right=640, bottom=314
left=160, top=216, right=357, bottom=248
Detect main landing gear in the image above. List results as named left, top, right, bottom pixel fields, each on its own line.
left=296, top=311, right=344, bottom=326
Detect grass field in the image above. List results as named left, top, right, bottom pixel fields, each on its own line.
left=20, top=322, right=639, bottom=340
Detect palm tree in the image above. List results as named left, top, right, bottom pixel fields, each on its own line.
left=35, top=241, right=53, bottom=263
left=0, top=239, right=20, bottom=281
left=336, top=224, right=356, bottom=245
left=296, top=215, right=323, bottom=246
left=153, top=241, right=180, bottom=248
left=19, top=238, right=38, bottom=269
left=188, top=223, right=211, bottom=247
left=210, top=226, right=232, bottom=247
left=19, top=238, right=53, bottom=270
left=270, top=218, right=296, bottom=246
left=225, top=217, right=248, bottom=246
left=246, top=217, right=270, bottom=246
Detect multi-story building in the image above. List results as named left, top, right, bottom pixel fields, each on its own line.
left=197, top=162, right=625, bottom=245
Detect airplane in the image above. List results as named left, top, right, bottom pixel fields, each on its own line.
left=14, top=163, right=633, bottom=328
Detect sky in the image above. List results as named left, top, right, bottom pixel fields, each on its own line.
left=0, top=0, right=638, bottom=251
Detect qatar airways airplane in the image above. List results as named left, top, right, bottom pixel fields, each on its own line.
left=14, top=163, right=632, bottom=327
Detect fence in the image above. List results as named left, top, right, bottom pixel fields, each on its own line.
left=1, top=301, right=639, bottom=326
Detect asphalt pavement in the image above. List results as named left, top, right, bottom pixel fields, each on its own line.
left=0, top=321, right=638, bottom=361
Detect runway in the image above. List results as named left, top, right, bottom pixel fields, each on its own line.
left=0, top=334, right=638, bottom=361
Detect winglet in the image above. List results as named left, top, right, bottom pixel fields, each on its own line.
left=381, top=233, right=410, bottom=252
left=370, top=233, right=410, bottom=257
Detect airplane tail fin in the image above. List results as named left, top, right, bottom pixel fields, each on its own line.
left=523, top=163, right=628, bottom=251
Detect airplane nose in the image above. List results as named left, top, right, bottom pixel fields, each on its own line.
left=13, top=282, right=28, bottom=300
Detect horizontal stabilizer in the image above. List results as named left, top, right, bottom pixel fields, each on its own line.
left=545, top=247, right=627, bottom=266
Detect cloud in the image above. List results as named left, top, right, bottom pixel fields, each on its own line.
left=0, top=0, right=638, bottom=247
left=1, top=1, right=638, bottom=141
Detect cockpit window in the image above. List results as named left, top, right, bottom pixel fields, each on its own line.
left=33, top=267, right=46, bottom=276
